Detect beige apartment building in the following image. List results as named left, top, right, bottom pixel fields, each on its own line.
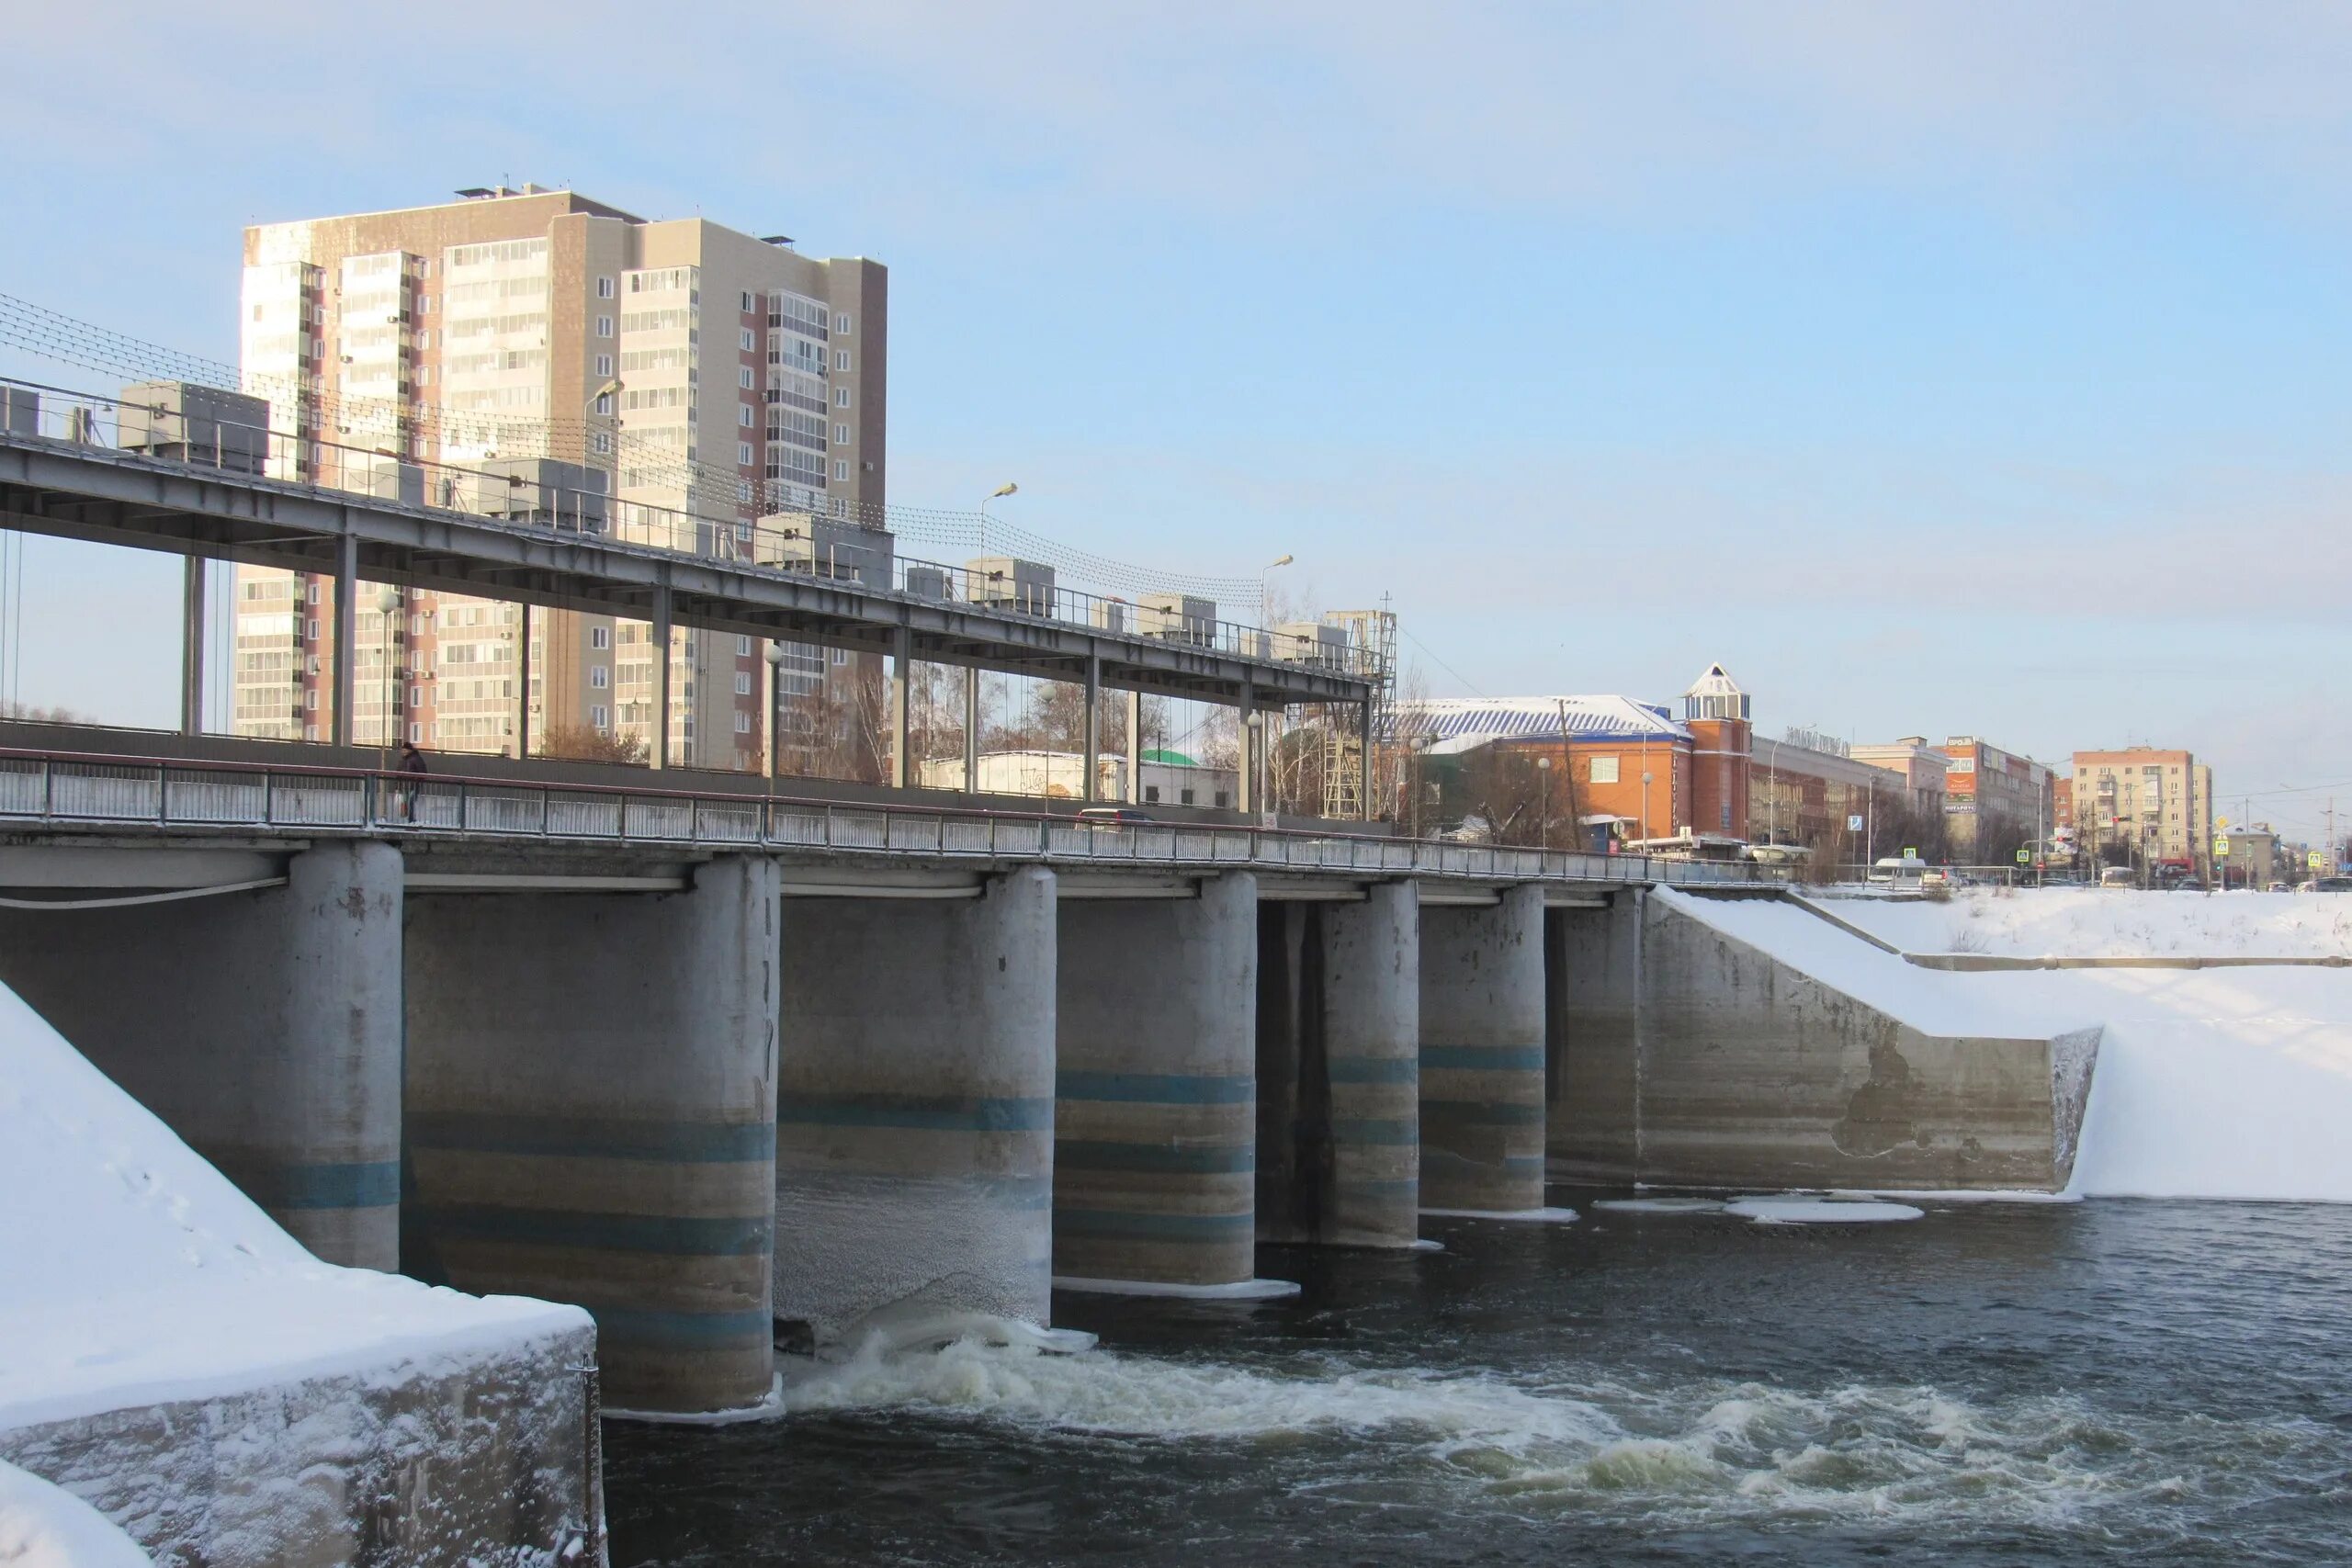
left=1937, top=736, right=2052, bottom=859
left=2071, top=747, right=2211, bottom=874
left=232, top=185, right=887, bottom=770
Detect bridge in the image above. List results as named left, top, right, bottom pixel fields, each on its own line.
left=0, top=383, right=1380, bottom=806
left=0, top=385, right=2090, bottom=1432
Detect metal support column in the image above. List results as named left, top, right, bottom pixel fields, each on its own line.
left=514, top=604, right=531, bottom=759
left=1125, top=689, right=1143, bottom=805
left=180, top=557, right=208, bottom=737
left=651, top=586, right=673, bottom=771
left=1081, top=652, right=1101, bottom=803
left=964, top=666, right=981, bottom=794
left=1237, top=681, right=1254, bottom=815
left=329, top=539, right=355, bottom=748
left=1361, top=697, right=1375, bottom=821
left=889, top=626, right=912, bottom=791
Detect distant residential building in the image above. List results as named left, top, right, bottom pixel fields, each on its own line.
left=2220, top=826, right=2279, bottom=888
left=234, top=185, right=887, bottom=771
left=1402, top=694, right=1698, bottom=847
left=2071, top=747, right=2210, bottom=875
left=1849, top=738, right=1951, bottom=816
left=1937, top=737, right=2052, bottom=859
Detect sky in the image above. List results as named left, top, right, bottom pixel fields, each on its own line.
left=4, top=1, right=2350, bottom=840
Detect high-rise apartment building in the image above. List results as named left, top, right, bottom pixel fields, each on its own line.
left=2071, top=747, right=2211, bottom=875
left=1936, top=737, right=2052, bottom=858
left=233, top=186, right=887, bottom=769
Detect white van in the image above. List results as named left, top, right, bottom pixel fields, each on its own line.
left=2098, top=865, right=2136, bottom=888
left=1868, top=856, right=1928, bottom=888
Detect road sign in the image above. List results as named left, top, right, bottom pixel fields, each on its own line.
left=2310, top=851, right=2325, bottom=871
left=2214, top=837, right=2230, bottom=856
left=2217, top=816, right=2231, bottom=831
left=1902, top=846, right=1917, bottom=860
left=2015, top=849, right=2030, bottom=863
left=1847, top=814, right=1864, bottom=831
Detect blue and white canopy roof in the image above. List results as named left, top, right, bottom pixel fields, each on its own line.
left=1398, top=695, right=1692, bottom=756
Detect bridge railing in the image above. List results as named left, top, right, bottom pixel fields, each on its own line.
left=0, top=748, right=1771, bottom=886
left=0, top=376, right=1386, bottom=682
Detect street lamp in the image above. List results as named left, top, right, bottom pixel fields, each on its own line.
left=978, top=481, right=1017, bottom=551
left=1537, top=754, right=1553, bottom=850
left=764, top=640, right=787, bottom=790
left=376, top=584, right=401, bottom=770
left=1260, top=553, right=1294, bottom=629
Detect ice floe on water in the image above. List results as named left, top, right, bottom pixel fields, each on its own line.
left=1724, top=1196, right=1925, bottom=1224
left=1591, top=1198, right=1725, bottom=1215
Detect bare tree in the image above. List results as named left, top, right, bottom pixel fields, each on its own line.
left=537, top=723, right=647, bottom=765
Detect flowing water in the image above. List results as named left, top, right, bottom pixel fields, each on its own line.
left=605, top=1191, right=2352, bottom=1565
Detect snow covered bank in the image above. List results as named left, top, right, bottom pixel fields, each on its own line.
left=0, top=980, right=599, bottom=1563
left=0, top=1461, right=151, bottom=1567
left=1818, top=888, right=2352, bottom=961
left=1667, top=891, right=2352, bottom=1204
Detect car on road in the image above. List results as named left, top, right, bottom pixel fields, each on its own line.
left=2098, top=866, right=2137, bottom=888
left=1075, top=807, right=1154, bottom=829
left=2310, top=875, right=2352, bottom=893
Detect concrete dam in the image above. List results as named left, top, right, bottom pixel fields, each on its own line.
left=0, top=750, right=2100, bottom=1423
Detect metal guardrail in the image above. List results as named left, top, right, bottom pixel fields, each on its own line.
left=0, top=376, right=1386, bottom=681
left=0, top=749, right=1769, bottom=887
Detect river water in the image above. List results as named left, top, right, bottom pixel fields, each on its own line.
left=605, top=1190, right=2352, bottom=1565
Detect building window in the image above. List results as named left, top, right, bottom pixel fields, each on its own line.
left=408, top=722, right=422, bottom=744
left=733, top=711, right=752, bottom=734
left=741, top=291, right=755, bottom=312
left=835, top=312, right=851, bottom=333
left=834, top=423, right=849, bottom=443
left=1144, top=784, right=1161, bottom=804
left=1180, top=788, right=1195, bottom=806
left=738, top=404, right=754, bottom=426
left=306, top=581, right=320, bottom=605
left=306, top=617, right=319, bottom=641
left=739, top=367, right=754, bottom=389
left=304, top=689, right=317, bottom=711
left=595, top=354, right=614, bottom=378
left=737, top=635, right=752, bottom=656
left=741, top=328, right=756, bottom=352
left=596, top=315, right=614, bottom=337
left=1589, top=755, right=1621, bottom=784
left=594, top=391, right=613, bottom=415
left=591, top=705, right=607, bottom=730
left=410, top=685, right=423, bottom=707
left=831, top=649, right=849, bottom=666
left=834, top=387, right=850, bottom=408
left=830, top=459, right=847, bottom=480
left=592, top=432, right=612, bottom=455
left=834, top=349, right=851, bottom=371
left=417, top=297, right=433, bottom=315
left=736, top=442, right=752, bottom=466
left=590, top=626, right=610, bottom=650
left=590, top=666, right=609, bottom=689
left=598, top=276, right=616, bottom=299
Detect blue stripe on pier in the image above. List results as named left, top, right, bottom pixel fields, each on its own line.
left=239, top=1158, right=402, bottom=1211
left=1052, top=1208, right=1258, bottom=1241
left=1419, top=1045, right=1546, bottom=1072
left=415, top=1203, right=771, bottom=1257
left=406, top=1111, right=773, bottom=1163
left=1055, top=1070, right=1255, bottom=1105
left=584, top=1305, right=776, bottom=1348
left=1055, top=1139, right=1256, bottom=1174
left=777, top=1093, right=1055, bottom=1132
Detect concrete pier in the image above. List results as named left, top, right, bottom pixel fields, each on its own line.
left=1545, top=891, right=1645, bottom=1183
left=401, top=855, right=782, bottom=1416
left=1054, top=873, right=1260, bottom=1291
left=1257, top=881, right=1421, bottom=1247
left=0, top=840, right=404, bottom=1268
left=775, top=867, right=1057, bottom=1344
left=1418, top=883, right=1546, bottom=1213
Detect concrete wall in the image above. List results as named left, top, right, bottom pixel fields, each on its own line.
left=1054, top=873, right=1258, bottom=1287
left=1418, top=884, right=1546, bottom=1213
left=0, top=841, right=404, bottom=1268
left=0, top=1316, right=597, bottom=1566
left=402, top=855, right=781, bottom=1416
left=1256, top=882, right=1420, bottom=1247
left=1634, top=898, right=2095, bottom=1190
left=775, top=867, right=1057, bottom=1343
left=1544, top=892, right=1644, bottom=1183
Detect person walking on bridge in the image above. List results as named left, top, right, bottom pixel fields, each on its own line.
left=396, top=741, right=428, bottom=823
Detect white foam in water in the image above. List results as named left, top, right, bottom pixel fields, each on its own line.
left=1591, top=1199, right=1725, bottom=1215
left=1724, top=1196, right=1924, bottom=1225
left=775, top=1328, right=2317, bottom=1528
left=1419, top=1206, right=1580, bottom=1224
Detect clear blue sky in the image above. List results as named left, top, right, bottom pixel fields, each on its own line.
left=6, top=3, right=2350, bottom=839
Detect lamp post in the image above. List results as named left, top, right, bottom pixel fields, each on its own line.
left=376, top=584, right=401, bottom=771
left=971, top=483, right=1017, bottom=785
left=1537, top=754, right=1553, bottom=849
left=764, top=640, right=787, bottom=792
left=1260, top=553, right=1294, bottom=630
left=978, top=481, right=1017, bottom=551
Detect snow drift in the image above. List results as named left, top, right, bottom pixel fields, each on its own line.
left=0, top=977, right=598, bottom=1562
left=1666, top=890, right=2352, bottom=1203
